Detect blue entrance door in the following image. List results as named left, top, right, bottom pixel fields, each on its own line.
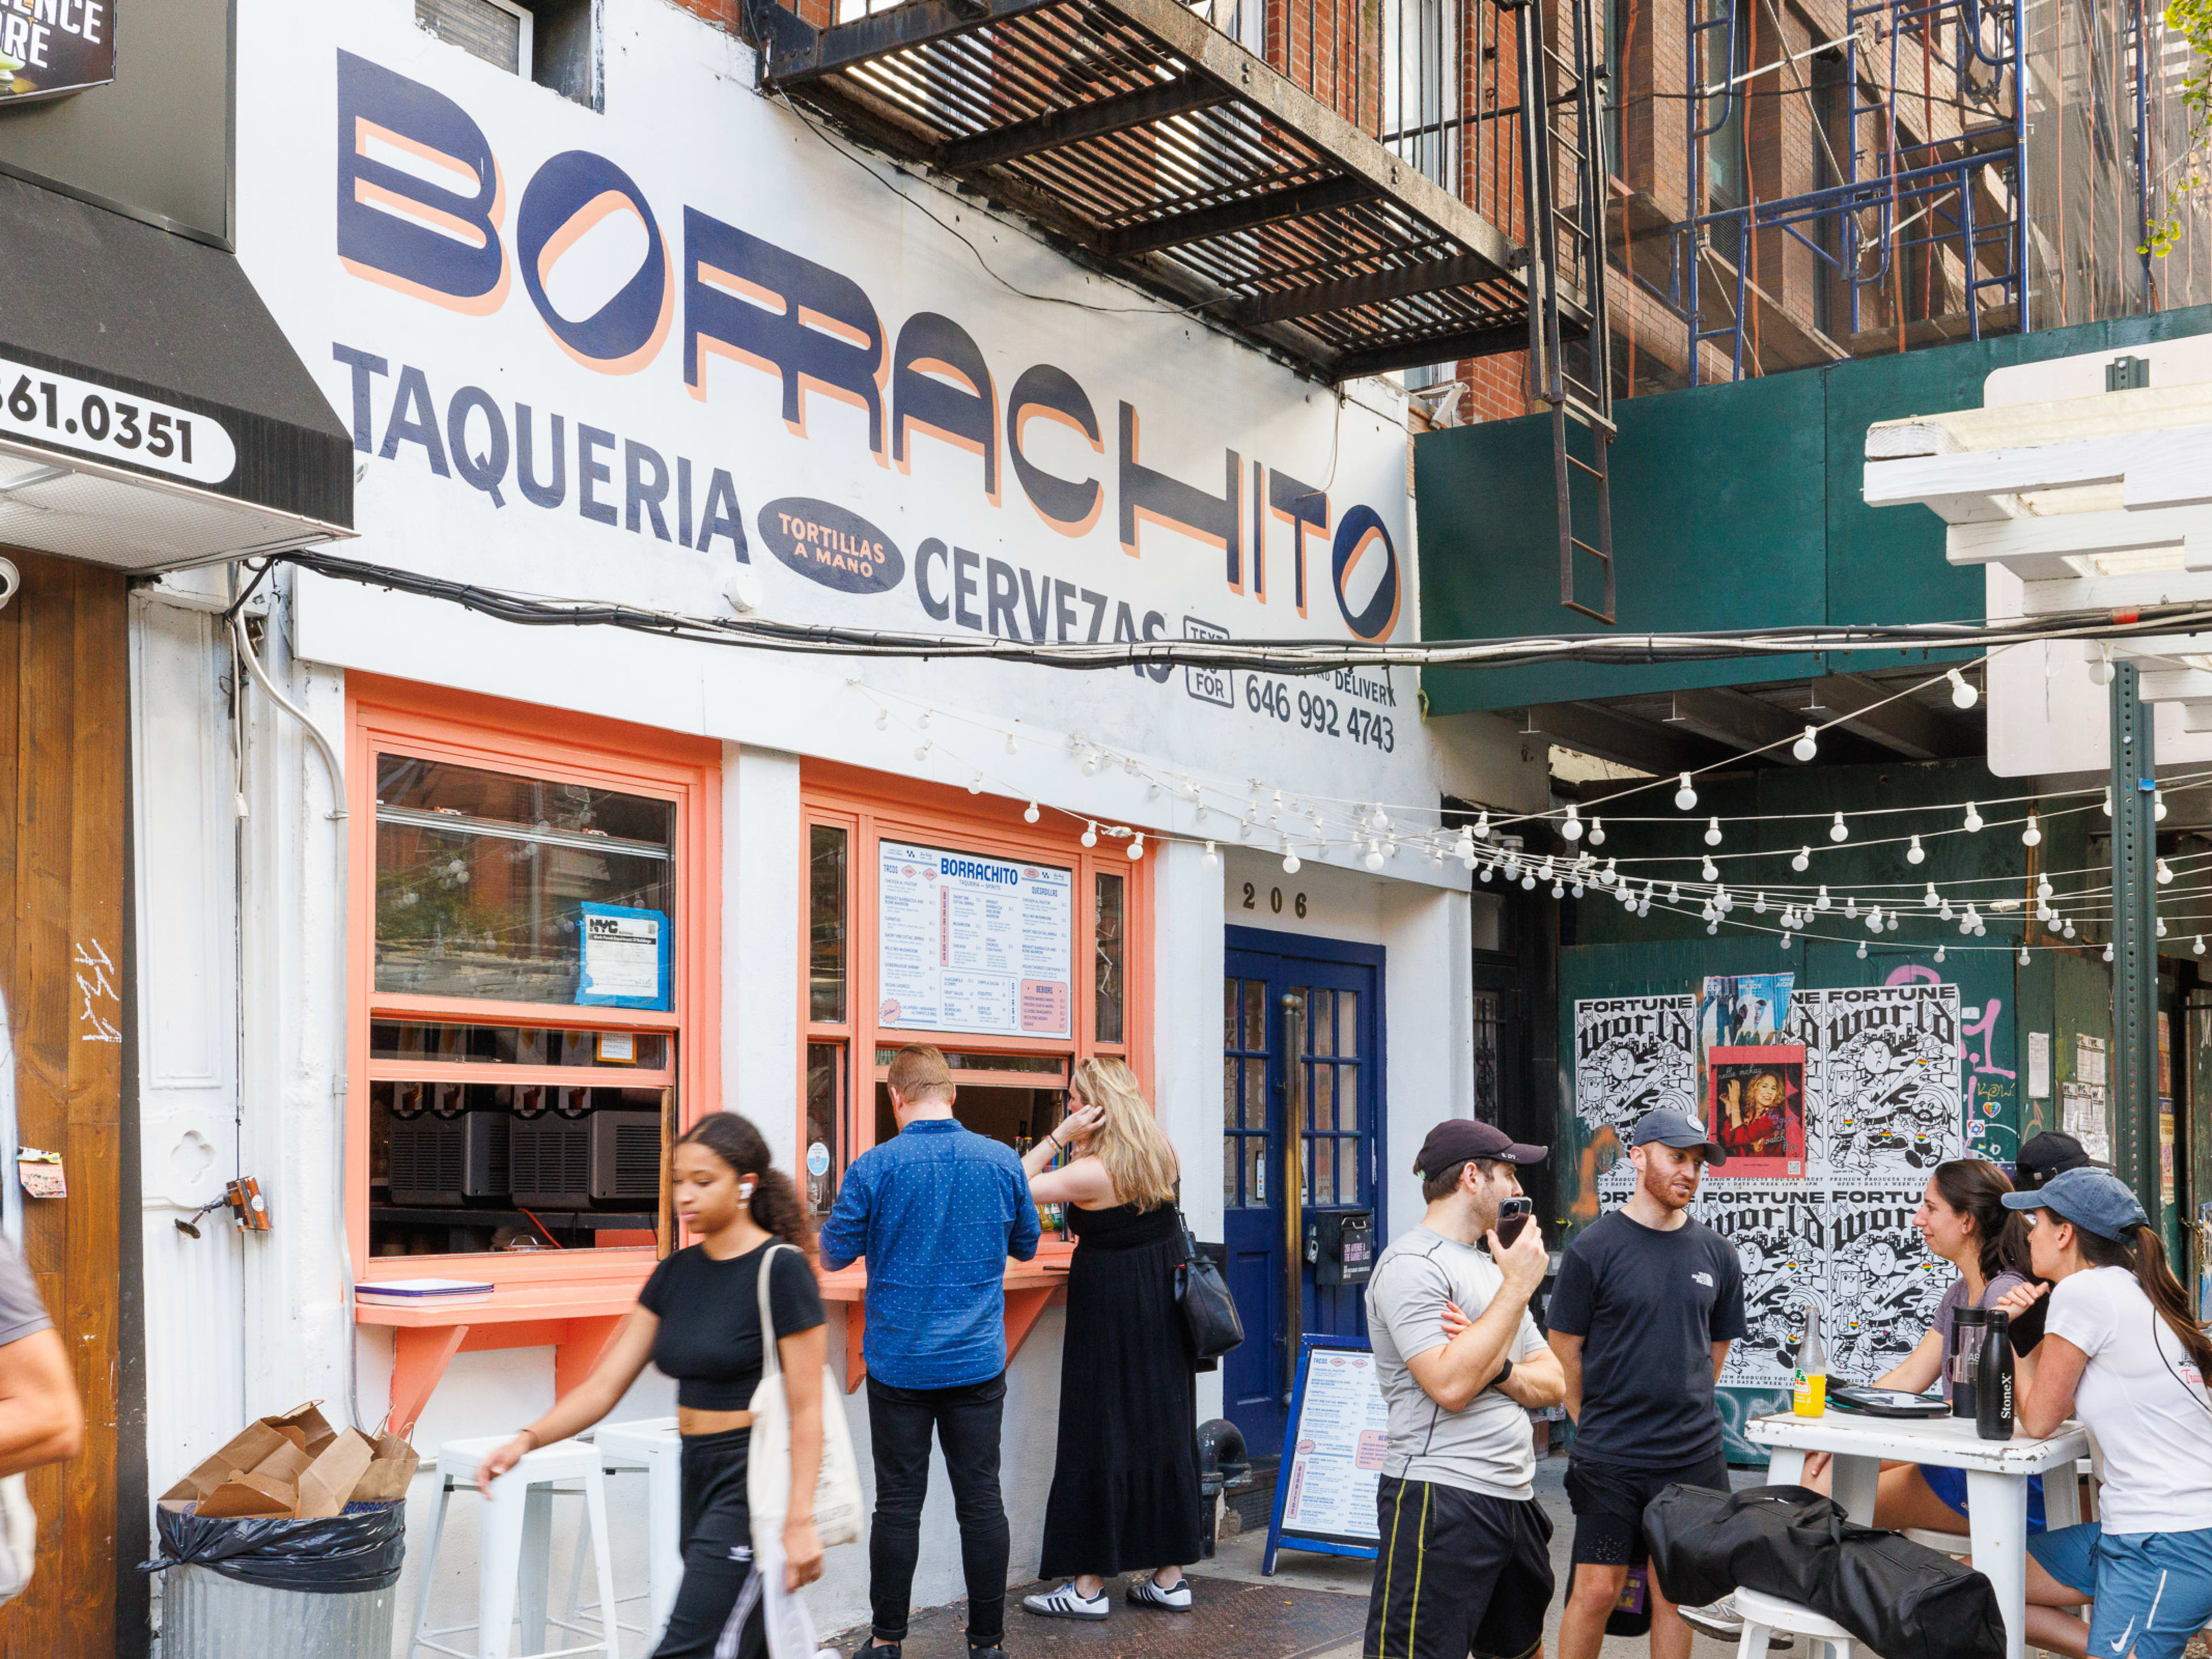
left=1221, top=927, right=1384, bottom=1458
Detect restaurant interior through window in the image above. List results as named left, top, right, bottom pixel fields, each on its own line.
left=353, top=679, right=720, bottom=1267
left=800, top=764, right=1152, bottom=1245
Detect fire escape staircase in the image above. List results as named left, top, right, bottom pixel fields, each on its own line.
left=749, top=0, right=1591, bottom=382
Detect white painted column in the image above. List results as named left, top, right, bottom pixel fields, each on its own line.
left=725, top=744, right=802, bottom=1160
left=1378, top=881, right=1473, bottom=1230
left=1154, top=837, right=1226, bottom=1423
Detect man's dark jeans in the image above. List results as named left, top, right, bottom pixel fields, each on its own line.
left=866, top=1372, right=1009, bottom=1649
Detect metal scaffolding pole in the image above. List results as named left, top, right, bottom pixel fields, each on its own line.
left=2110, top=662, right=2158, bottom=1210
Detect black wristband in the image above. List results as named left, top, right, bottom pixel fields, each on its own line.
left=1492, top=1355, right=1514, bottom=1389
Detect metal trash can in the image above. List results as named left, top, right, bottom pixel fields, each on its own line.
left=160, top=1561, right=397, bottom=1654
left=145, top=1499, right=405, bottom=1657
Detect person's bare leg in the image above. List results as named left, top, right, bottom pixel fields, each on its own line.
left=1963, top=1547, right=2088, bottom=1659
left=1870, top=1464, right=1967, bottom=1533
left=1073, top=1575, right=1104, bottom=1598
left=1152, top=1567, right=1182, bottom=1588
left=1558, top=1564, right=1627, bottom=1659
left=1647, top=1565, right=1692, bottom=1659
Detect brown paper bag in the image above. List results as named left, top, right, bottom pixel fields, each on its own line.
left=349, top=1431, right=421, bottom=1503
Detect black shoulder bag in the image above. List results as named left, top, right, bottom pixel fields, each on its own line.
left=1174, top=1210, right=1245, bottom=1361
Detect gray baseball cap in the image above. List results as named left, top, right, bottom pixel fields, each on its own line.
left=1628, top=1108, right=1728, bottom=1165
left=2001, top=1166, right=2147, bottom=1242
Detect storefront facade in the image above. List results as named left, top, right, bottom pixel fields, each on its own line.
left=121, top=0, right=1538, bottom=1642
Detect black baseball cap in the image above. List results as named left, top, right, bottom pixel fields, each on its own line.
left=1629, top=1108, right=1729, bottom=1165
left=2002, top=1166, right=2147, bottom=1241
left=1414, top=1118, right=1547, bottom=1179
left=2016, top=1130, right=2098, bottom=1190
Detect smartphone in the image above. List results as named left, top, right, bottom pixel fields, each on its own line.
left=1495, top=1197, right=1534, bottom=1249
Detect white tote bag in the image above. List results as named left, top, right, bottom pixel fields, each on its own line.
left=748, top=1243, right=866, bottom=1550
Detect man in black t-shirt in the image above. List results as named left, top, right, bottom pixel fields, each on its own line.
left=1547, top=1109, right=1745, bottom=1659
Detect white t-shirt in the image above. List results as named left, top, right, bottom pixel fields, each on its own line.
left=1365, top=1225, right=1547, bottom=1501
left=2044, top=1266, right=2212, bottom=1533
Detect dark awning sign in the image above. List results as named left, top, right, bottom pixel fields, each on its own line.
left=0, top=1, right=113, bottom=103
left=0, top=354, right=236, bottom=485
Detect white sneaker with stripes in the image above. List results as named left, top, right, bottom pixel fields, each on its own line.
left=1021, top=1582, right=1110, bottom=1620
left=1127, top=1576, right=1192, bottom=1611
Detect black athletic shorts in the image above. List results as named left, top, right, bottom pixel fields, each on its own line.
left=1365, top=1475, right=1554, bottom=1659
left=1563, top=1451, right=1730, bottom=1569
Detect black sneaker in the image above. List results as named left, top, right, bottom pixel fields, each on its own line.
left=855, top=1641, right=902, bottom=1659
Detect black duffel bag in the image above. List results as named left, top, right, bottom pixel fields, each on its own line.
left=1643, top=1483, right=2005, bottom=1659
left=142, top=1500, right=406, bottom=1593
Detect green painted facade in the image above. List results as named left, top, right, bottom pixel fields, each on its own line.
left=1416, top=306, right=2212, bottom=713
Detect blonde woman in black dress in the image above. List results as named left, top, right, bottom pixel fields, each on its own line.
left=1017, top=1058, right=1200, bottom=1620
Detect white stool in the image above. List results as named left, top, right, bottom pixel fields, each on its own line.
left=1732, top=1586, right=1856, bottom=1659
left=410, top=1435, right=622, bottom=1659
left=593, top=1418, right=684, bottom=1645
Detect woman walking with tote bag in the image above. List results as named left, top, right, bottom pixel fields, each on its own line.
left=1017, top=1058, right=1202, bottom=1620
left=476, top=1112, right=828, bottom=1659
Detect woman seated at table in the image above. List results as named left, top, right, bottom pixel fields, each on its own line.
left=1806, top=1159, right=2043, bottom=1533
left=1991, top=1169, right=2212, bottom=1659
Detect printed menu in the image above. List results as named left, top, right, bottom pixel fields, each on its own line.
left=878, top=840, right=1073, bottom=1039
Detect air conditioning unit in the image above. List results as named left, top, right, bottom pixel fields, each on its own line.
left=590, top=1111, right=663, bottom=1202
left=512, top=1115, right=594, bottom=1210
left=388, top=1112, right=510, bottom=1206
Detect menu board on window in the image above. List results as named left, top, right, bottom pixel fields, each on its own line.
left=877, top=840, right=1073, bottom=1040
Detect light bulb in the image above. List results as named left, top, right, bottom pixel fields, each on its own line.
left=2020, top=946, right=2031, bottom=964
left=1674, top=773, right=1698, bottom=810
left=1708, top=921, right=1720, bottom=935
left=1780, top=933, right=1792, bottom=952
left=2022, top=813, right=2041, bottom=847
left=1521, top=871, right=1536, bottom=891
left=1948, top=667, right=1979, bottom=709
left=1562, top=805, right=1584, bottom=842
left=1479, top=862, right=1494, bottom=882
left=2196, top=935, right=2206, bottom=956
left=1023, top=801, right=1041, bottom=824
left=1816, top=886, right=1831, bottom=911
left=1941, top=899, right=1955, bottom=920
left=968, top=771, right=984, bottom=794
left=2159, top=858, right=2175, bottom=885
left=1887, top=914, right=1899, bottom=931
left=1793, top=725, right=1819, bottom=762
left=1925, top=883, right=1940, bottom=908
left=2090, top=650, right=2115, bottom=686
left=2103, top=941, right=2115, bottom=963
left=1554, top=881, right=1567, bottom=898
left=1006, top=729, right=1020, bottom=755
left=1667, top=883, right=1681, bottom=903
left=1856, top=941, right=1868, bottom=959
left=1866, top=908, right=1883, bottom=933
left=1754, top=891, right=1768, bottom=913
left=1082, top=820, right=1099, bottom=847
left=1964, top=802, right=1983, bottom=832
left=1845, top=896, right=1859, bottom=919
left=1373, top=808, right=1392, bottom=832
left=1589, top=818, right=1606, bottom=846
left=1792, top=847, right=1811, bottom=872
left=914, top=739, right=934, bottom=763
left=874, top=707, right=890, bottom=731
left=1717, top=888, right=1734, bottom=912
left=2063, top=919, right=2077, bottom=938
left=1283, top=846, right=1302, bottom=875
left=2103, top=787, right=2113, bottom=817
left=1701, top=902, right=1717, bottom=922
left=2156, top=788, right=2169, bottom=822
left=917, top=709, right=932, bottom=731
left=1128, top=834, right=1145, bottom=861
left=1701, top=857, right=1718, bottom=882
left=1934, top=944, right=1946, bottom=963
left=1603, top=858, right=1619, bottom=885
left=1830, top=811, right=1849, bottom=842
left=1203, top=840, right=1219, bottom=869
left=1364, top=842, right=1385, bottom=872
left=2038, top=876, right=2053, bottom=899
left=1474, top=810, right=1492, bottom=840
left=1705, top=817, right=1723, bottom=847
left=1081, top=752, right=1099, bottom=777
left=2158, top=916, right=2168, bottom=937
left=1907, top=834, right=1925, bottom=865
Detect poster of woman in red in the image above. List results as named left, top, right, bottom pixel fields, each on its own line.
left=1709, top=1047, right=1808, bottom=1177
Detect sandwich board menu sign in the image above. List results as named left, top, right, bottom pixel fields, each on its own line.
left=1264, top=1336, right=1388, bottom=1572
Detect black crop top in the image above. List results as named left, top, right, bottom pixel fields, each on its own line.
left=638, top=1241, right=826, bottom=1410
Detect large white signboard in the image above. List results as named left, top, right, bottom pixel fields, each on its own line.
left=1278, top=1346, right=1389, bottom=1543
left=236, top=0, right=1465, bottom=854
left=877, top=842, right=1073, bottom=1040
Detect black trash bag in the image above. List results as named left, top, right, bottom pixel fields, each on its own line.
left=141, top=1501, right=406, bottom=1593
left=1643, top=1482, right=2005, bottom=1659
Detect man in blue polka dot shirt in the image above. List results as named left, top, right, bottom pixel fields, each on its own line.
left=823, top=1043, right=1040, bottom=1659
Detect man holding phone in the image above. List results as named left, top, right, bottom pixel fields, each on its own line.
left=1363, top=1120, right=1564, bottom=1659
left=1548, top=1108, right=1743, bottom=1659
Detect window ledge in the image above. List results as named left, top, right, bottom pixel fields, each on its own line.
left=815, top=1251, right=1073, bottom=1303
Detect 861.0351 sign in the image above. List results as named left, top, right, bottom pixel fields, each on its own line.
left=1244, top=674, right=1395, bottom=752
left=0, top=357, right=236, bottom=486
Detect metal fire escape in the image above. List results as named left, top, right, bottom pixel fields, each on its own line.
left=747, top=0, right=1600, bottom=383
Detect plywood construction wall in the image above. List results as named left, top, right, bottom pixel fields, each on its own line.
left=0, top=549, right=128, bottom=1656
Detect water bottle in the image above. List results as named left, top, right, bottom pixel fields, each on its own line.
left=1975, top=1310, right=2015, bottom=1440
left=1792, top=1302, right=1828, bottom=1418
left=1951, top=1306, right=1988, bottom=1420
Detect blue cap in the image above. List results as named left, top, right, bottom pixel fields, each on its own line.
left=2001, top=1166, right=2147, bottom=1241
left=1629, top=1108, right=1728, bottom=1165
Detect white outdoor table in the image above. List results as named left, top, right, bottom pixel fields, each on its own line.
left=1747, top=1408, right=2088, bottom=1659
